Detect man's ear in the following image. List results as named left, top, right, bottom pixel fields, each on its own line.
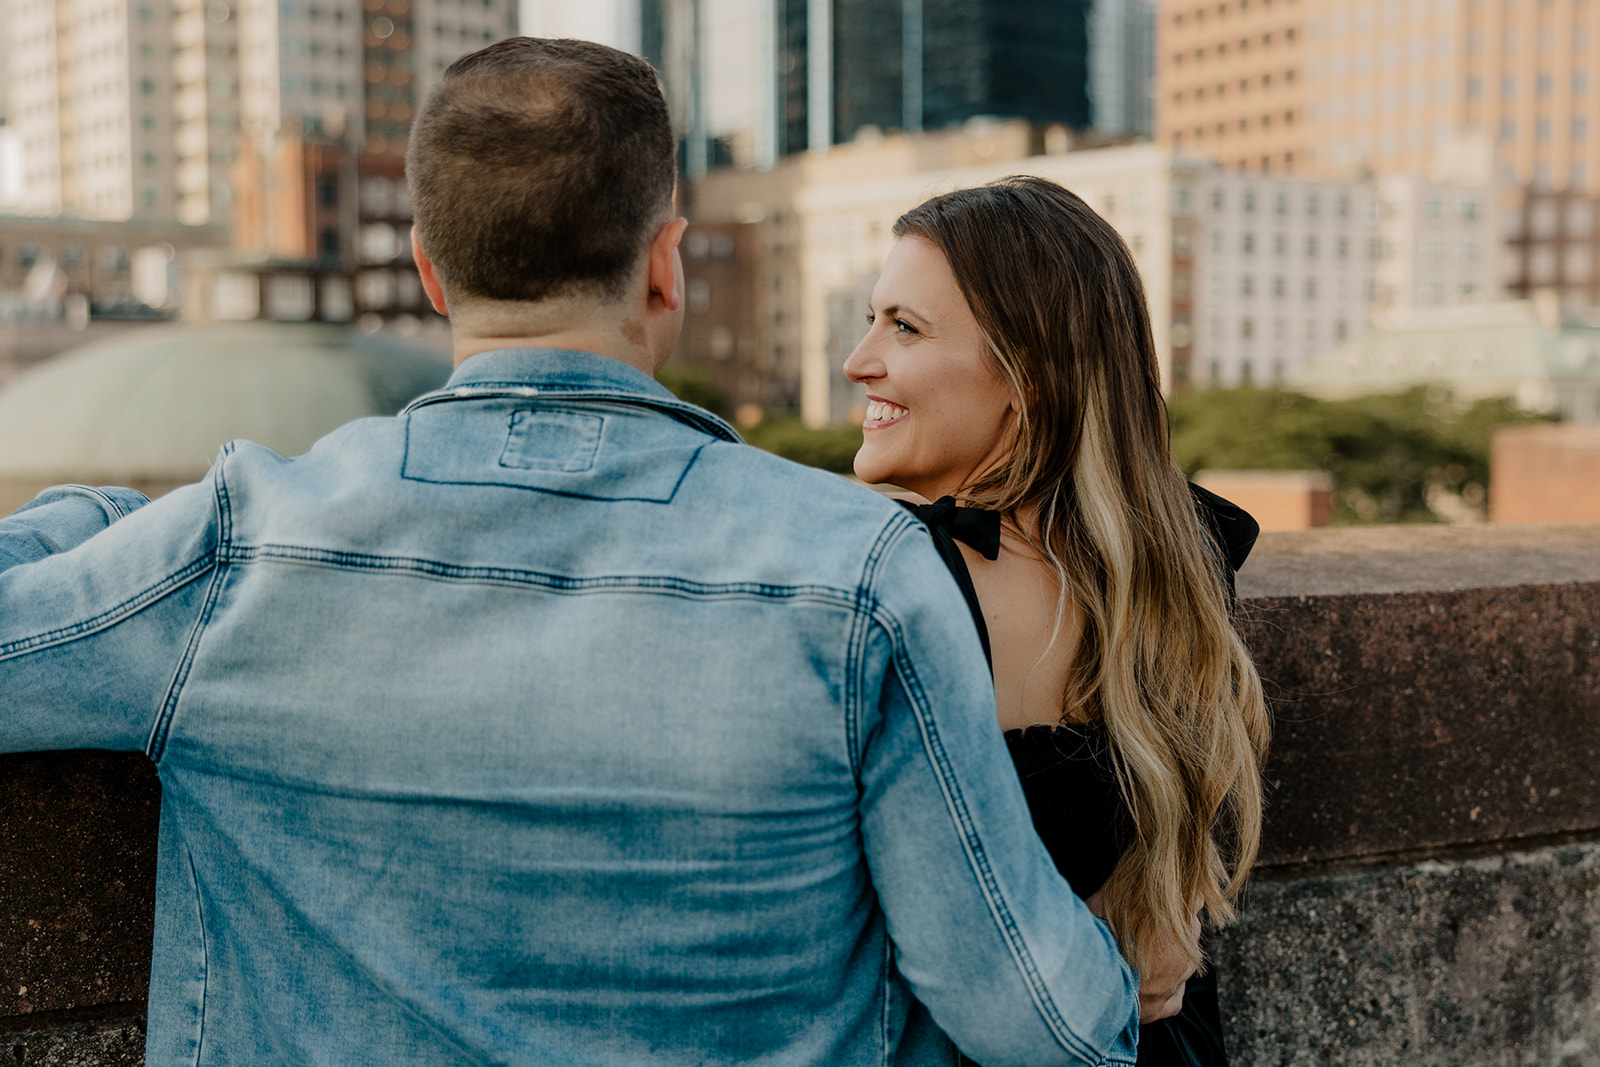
left=646, top=217, right=690, bottom=312
left=412, top=227, right=450, bottom=316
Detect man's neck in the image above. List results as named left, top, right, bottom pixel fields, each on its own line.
left=450, top=327, right=654, bottom=375
left=447, top=301, right=663, bottom=376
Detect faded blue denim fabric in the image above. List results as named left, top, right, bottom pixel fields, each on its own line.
left=0, top=348, right=1138, bottom=1067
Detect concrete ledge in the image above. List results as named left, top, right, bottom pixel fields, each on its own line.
left=3, top=523, right=1599, bottom=1063
left=0, top=752, right=158, bottom=1019
left=0, top=1006, right=146, bottom=1066
left=1214, top=835, right=1600, bottom=1065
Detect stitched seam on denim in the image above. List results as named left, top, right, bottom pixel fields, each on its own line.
left=59, top=483, right=132, bottom=520
left=0, top=556, right=214, bottom=661
left=402, top=386, right=742, bottom=441
left=878, top=937, right=893, bottom=1067
left=219, top=543, right=862, bottom=604
left=845, top=519, right=909, bottom=782
left=184, top=842, right=209, bottom=1067
left=147, top=562, right=228, bottom=762
left=876, top=606, right=1098, bottom=1062
left=148, top=464, right=232, bottom=761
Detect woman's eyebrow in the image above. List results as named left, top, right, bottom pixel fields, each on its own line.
left=881, top=303, right=933, bottom=324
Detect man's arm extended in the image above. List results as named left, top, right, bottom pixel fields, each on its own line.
left=0, top=485, right=152, bottom=570
left=857, top=525, right=1139, bottom=1067
left=1, top=478, right=221, bottom=754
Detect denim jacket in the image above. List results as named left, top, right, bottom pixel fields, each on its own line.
left=0, top=348, right=1137, bottom=1066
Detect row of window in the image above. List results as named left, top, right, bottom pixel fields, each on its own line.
left=1170, top=0, right=1287, bottom=30
left=1214, top=232, right=1358, bottom=259
left=1172, top=111, right=1297, bottom=143
left=1496, top=118, right=1590, bottom=142
left=1465, top=73, right=1590, bottom=99
left=1170, top=27, right=1298, bottom=66
left=1170, top=69, right=1297, bottom=105
left=1213, top=317, right=1352, bottom=345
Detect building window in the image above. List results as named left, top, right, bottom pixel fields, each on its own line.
left=1272, top=276, right=1286, bottom=297
left=1500, top=119, right=1516, bottom=142
left=1212, top=189, right=1225, bottom=210
left=1576, top=72, right=1590, bottom=95
left=1466, top=75, right=1482, bottom=99
left=1306, top=236, right=1319, bottom=258
left=1462, top=198, right=1479, bottom=220
left=1426, top=197, right=1443, bottom=219
left=1539, top=73, right=1553, bottom=96
left=1337, top=237, right=1349, bottom=258
left=1240, top=359, right=1254, bottom=383
left=1537, top=118, right=1552, bottom=141
left=1335, top=320, right=1348, bottom=341
left=1574, top=117, right=1589, bottom=140
left=1241, top=275, right=1255, bottom=296
left=1243, top=191, right=1256, bottom=213
left=1241, top=318, right=1255, bottom=339
left=1242, top=232, right=1256, bottom=254
left=1305, top=278, right=1318, bottom=299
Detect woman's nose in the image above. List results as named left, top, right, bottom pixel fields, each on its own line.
left=843, top=335, right=879, bottom=384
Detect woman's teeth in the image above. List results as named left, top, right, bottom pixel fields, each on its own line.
left=866, top=400, right=908, bottom=422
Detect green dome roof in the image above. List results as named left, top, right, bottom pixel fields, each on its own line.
left=0, top=321, right=452, bottom=479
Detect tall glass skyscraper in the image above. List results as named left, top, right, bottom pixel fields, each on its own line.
left=645, top=0, right=1097, bottom=175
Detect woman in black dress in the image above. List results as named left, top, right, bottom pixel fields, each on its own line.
left=842, top=176, right=1271, bottom=1066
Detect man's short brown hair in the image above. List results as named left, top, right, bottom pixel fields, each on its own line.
left=406, top=38, right=675, bottom=304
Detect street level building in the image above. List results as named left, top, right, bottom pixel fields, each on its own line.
left=690, top=122, right=1418, bottom=424
left=1296, top=297, right=1600, bottom=423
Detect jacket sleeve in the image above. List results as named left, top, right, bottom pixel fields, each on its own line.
left=856, top=522, right=1139, bottom=1067
left=0, top=478, right=223, bottom=755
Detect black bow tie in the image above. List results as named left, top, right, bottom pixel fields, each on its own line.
left=912, top=497, right=1002, bottom=561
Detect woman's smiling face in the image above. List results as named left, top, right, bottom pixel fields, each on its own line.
left=843, top=235, right=1019, bottom=501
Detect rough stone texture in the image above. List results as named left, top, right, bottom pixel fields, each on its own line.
left=1214, top=837, right=1600, bottom=1066
left=1238, top=581, right=1600, bottom=867
left=2, top=524, right=1599, bottom=1062
left=0, top=752, right=158, bottom=1019
left=0, top=1010, right=145, bottom=1066
left=1237, top=522, right=1600, bottom=598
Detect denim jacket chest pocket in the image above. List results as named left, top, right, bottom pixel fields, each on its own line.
left=402, top=399, right=709, bottom=503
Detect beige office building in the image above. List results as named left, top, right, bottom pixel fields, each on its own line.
left=1158, top=0, right=1600, bottom=194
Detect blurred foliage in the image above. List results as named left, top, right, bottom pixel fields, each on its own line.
left=1168, top=386, right=1555, bottom=524
left=657, top=370, right=862, bottom=474
left=655, top=367, right=734, bottom=421
left=741, top=417, right=862, bottom=474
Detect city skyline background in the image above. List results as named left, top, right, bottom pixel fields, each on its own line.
left=0, top=0, right=1598, bottom=527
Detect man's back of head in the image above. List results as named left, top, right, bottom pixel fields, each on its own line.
left=406, top=37, right=676, bottom=312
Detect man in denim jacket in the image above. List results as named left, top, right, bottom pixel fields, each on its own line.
left=0, top=38, right=1139, bottom=1066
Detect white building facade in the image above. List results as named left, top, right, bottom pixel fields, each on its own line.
left=7, top=0, right=178, bottom=218
left=4, top=0, right=514, bottom=224
left=1190, top=170, right=1376, bottom=388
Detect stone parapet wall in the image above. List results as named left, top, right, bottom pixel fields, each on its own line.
left=3, top=523, right=1599, bottom=1063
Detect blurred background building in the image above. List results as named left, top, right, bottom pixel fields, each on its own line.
left=3, top=0, right=1600, bottom=526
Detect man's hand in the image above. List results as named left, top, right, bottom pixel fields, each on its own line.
left=1083, top=889, right=1201, bottom=1024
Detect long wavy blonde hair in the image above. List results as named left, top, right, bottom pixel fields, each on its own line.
left=894, top=176, right=1270, bottom=976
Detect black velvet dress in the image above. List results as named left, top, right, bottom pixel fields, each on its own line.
left=902, top=485, right=1258, bottom=1067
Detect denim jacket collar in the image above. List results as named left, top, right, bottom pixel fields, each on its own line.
left=402, top=347, right=743, bottom=444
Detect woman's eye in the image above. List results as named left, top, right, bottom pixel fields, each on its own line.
left=865, top=313, right=876, bottom=327
left=894, top=319, right=919, bottom=336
